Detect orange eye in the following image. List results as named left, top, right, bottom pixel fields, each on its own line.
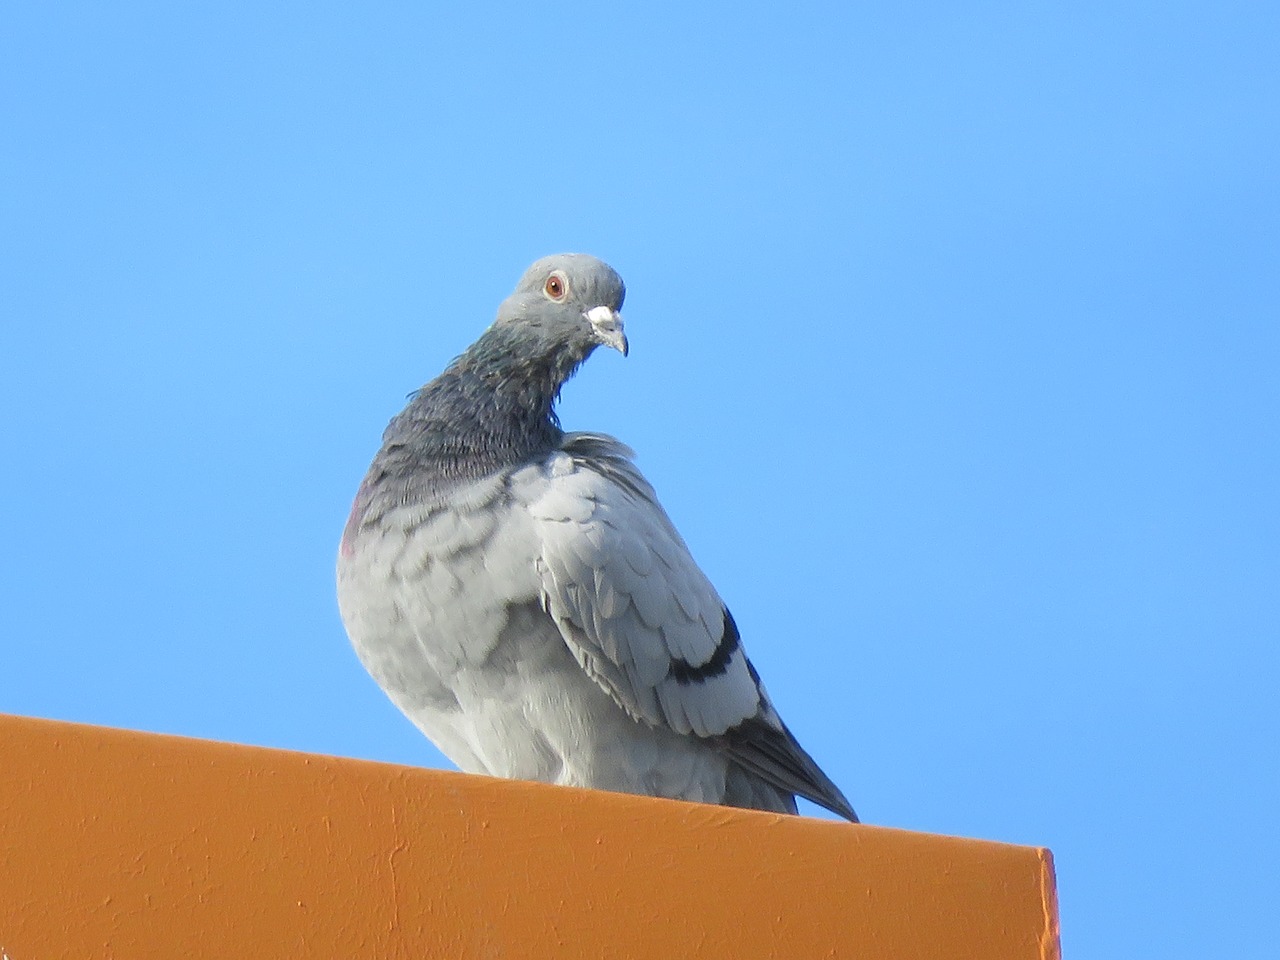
left=544, top=273, right=567, bottom=300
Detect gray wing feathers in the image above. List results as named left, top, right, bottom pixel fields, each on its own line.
left=523, top=432, right=858, bottom=822
left=525, top=435, right=762, bottom=740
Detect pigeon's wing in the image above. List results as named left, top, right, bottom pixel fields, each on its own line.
left=521, top=432, right=857, bottom=821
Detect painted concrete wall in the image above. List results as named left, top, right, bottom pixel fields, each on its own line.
left=0, top=714, right=1059, bottom=958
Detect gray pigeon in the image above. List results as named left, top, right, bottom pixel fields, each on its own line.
left=337, top=254, right=857, bottom=821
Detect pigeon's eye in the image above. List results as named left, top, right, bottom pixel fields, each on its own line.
left=544, top=274, right=567, bottom=301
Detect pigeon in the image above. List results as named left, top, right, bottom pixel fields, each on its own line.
left=337, top=254, right=857, bottom=822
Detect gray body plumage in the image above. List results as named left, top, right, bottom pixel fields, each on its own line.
left=337, top=254, right=856, bottom=821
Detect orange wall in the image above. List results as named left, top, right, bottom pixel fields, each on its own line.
left=0, top=714, right=1059, bottom=958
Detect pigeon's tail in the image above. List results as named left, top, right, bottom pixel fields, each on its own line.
left=717, top=716, right=859, bottom=823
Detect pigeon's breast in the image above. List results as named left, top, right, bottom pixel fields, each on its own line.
left=337, top=456, right=585, bottom=677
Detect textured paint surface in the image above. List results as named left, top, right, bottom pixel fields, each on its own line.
left=0, top=714, right=1059, bottom=959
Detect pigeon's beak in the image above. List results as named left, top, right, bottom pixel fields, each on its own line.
left=585, top=305, right=628, bottom=357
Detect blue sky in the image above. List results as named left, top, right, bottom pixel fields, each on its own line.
left=3, top=2, right=1277, bottom=955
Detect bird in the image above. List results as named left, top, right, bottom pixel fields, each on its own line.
left=337, top=253, right=857, bottom=822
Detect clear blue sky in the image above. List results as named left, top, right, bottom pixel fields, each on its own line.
left=3, top=2, right=1276, bottom=956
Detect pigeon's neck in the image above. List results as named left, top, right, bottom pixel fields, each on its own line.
left=461, top=323, right=591, bottom=416
left=367, top=326, right=588, bottom=506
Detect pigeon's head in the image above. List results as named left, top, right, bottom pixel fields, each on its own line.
left=494, top=254, right=628, bottom=362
